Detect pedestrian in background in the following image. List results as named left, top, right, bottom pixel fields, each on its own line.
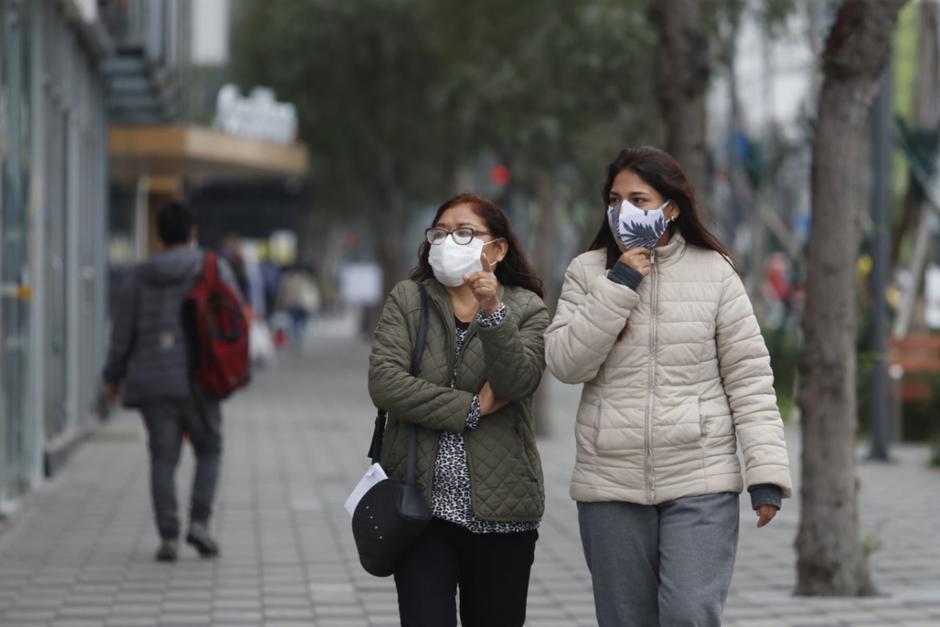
left=545, top=147, right=792, bottom=626
left=368, top=193, right=549, bottom=627
left=102, top=201, right=241, bottom=562
left=273, top=264, right=320, bottom=350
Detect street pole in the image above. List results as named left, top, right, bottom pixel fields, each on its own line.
left=868, top=64, right=892, bottom=462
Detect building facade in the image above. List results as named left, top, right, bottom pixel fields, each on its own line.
left=0, top=0, right=308, bottom=511
left=0, top=0, right=111, bottom=507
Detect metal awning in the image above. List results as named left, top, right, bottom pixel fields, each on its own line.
left=109, top=125, right=310, bottom=181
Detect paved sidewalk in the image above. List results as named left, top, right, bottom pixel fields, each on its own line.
left=0, top=335, right=938, bottom=626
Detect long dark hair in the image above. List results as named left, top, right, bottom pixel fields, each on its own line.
left=589, top=146, right=737, bottom=270
left=411, top=193, right=544, bottom=299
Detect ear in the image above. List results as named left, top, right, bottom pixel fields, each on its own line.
left=489, top=238, right=509, bottom=264
left=667, top=202, right=680, bottom=223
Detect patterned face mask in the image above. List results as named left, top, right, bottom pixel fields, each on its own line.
left=607, top=199, right=672, bottom=250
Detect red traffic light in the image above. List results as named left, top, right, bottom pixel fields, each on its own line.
left=489, top=165, right=510, bottom=186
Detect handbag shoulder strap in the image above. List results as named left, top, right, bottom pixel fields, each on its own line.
left=411, top=282, right=429, bottom=376
left=368, top=281, right=429, bottom=467
left=404, top=283, right=429, bottom=485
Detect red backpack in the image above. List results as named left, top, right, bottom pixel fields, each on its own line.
left=184, top=252, right=250, bottom=398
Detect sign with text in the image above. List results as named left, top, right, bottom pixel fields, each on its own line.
left=213, top=84, right=298, bottom=145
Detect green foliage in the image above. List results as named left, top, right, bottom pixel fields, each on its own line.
left=427, top=0, right=657, bottom=164
left=231, top=0, right=661, bottom=226
left=232, top=0, right=453, bottom=215
left=230, top=0, right=801, bottom=266
left=862, top=519, right=889, bottom=557
left=704, top=0, right=797, bottom=68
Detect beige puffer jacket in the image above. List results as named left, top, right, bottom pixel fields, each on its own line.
left=545, top=232, right=792, bottom=505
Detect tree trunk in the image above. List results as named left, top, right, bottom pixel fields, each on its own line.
left=796, top=0, right=906, bottom=597
left=649, top=0, right=709, bottom=196
left=532, top=171, right=558, bottom=436
left=890, top=2, right=938, bottom=269
left=533, top=172, right=559, bottom=311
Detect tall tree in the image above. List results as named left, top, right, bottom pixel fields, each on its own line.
left=648, top=0, right=710, bottom=195
left=232, top=0, right=659, bottom=315
left=426, top=0, right=659, bottom=305
left=797, top=0, right=907, bottom=596
left=231, top=1, right=451, bottom=308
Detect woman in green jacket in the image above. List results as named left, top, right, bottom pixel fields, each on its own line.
left=368, top=192, right=549, bottom=627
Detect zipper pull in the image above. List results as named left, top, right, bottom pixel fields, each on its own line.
left=650, top=250, right=656, bottom=267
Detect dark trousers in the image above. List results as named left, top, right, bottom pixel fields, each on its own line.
left=140, top=395, right=222, bottom=540
left=394, top=518, right=538, bottom=627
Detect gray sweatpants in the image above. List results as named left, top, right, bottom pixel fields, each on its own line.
left=140, top=395, right=222, bottom=540
left=578, top=493, right=739, bottom=627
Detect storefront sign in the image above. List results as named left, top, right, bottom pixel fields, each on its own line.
left=213, top=84, right=298, bottom=145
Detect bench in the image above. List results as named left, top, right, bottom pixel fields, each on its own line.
left=887, top=335, right=940, bottom=402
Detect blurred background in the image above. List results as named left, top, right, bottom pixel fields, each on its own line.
left=0, top=0, right=938, bottom=622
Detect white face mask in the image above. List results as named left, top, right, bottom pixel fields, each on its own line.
left=608, top=199, right=673, bottom=250
left=428, top=237, right=496, bottom=287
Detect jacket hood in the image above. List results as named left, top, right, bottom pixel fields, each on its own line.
left=138, top=246, right=203, bottom=286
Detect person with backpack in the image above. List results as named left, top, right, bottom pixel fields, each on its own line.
left=103, top=201, right=245, bottom=562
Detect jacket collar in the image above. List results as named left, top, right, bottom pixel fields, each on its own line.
left=424, top=279, right=451, bottom=314
left=654, top=230, right=687, bottom=267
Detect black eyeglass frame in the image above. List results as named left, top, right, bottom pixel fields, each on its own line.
left=424, top=227, right=493, bottom=246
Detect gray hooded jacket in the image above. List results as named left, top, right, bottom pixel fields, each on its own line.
left=103, top=246, right=240, bottom=407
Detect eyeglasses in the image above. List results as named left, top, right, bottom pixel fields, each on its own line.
left=425, top=227, right=492, bottom=246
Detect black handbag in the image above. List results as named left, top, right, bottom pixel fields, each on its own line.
left=352, top=282, right=432, bottom=577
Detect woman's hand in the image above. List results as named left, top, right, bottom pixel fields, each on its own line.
left=464, top=255, right=501, bottom=315
left=756, top=505, right=778, bottom=528
left=479, top=382, right=509, bottom=416
left=619, top=247, right=652, bottom=276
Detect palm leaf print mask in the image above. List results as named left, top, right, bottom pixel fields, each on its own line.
left=607, top=199, right=670, bottom=250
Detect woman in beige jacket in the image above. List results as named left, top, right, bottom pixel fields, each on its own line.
left=545, top=147, right=792, bottom=627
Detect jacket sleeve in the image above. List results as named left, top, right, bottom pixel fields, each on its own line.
left=368, top=283, right=474, bottom=433
left=715, top=264, right=793, bottom=497
left=478, top=294, right=549, bottom=402
left=102, top=269, right=138, bottom=385
left=545, top=256, right=641, bottom=384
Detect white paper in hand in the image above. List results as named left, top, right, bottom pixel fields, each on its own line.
left=344, top=463, right=388, bottom=516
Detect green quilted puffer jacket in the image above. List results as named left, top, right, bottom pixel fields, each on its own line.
left=368, top=278, right=549, bottom=522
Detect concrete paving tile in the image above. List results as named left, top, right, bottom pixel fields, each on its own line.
left=211, top=610, right=265, bottom=623
left=156, top=616, right=212, bottom=626
left=4, top=608, right=60, bottom=621
left=106, top=619, right=159, bottom=627
left=263, top=607, right=315, bottom=620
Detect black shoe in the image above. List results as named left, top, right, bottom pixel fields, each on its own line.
left=186, top=522, right=219, bottom=558
left=155, top=540, right=179, bottom=562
